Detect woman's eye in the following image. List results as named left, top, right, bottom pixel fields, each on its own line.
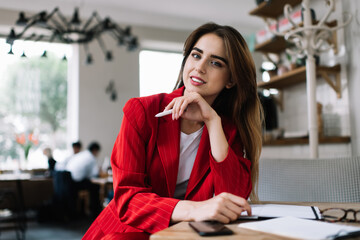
left=192, top=53, right=201, bottom=59
left=211, top=61, right=222, bottom=67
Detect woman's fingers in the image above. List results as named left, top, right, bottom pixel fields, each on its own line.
left=218, top=205, right=239, bottom=223
left=164, top=99, right=175, bottom=111
left=164, top=92, right=215, bottom=121
left=165, top=96, right=191, bottom=120
left=190, top=200, right=232, bottom=223
left=179, top=99, right=189, bottom=117
left=212, top=193, right=246, bottom=222
left=225, top=193, right=252, bottom=216
left=224, top=200, right=246, bottom=218
left=212, top=213, right=232, bottom=224
left=172, top=98, right=185, bottom=120
left=219, top=192, right=251, bottom=217
left=189, top=193, right=251, bottom=223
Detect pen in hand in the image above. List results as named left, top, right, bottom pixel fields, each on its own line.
left=155, top=109, right=173, bottom=118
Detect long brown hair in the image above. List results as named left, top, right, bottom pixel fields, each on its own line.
left=174, top=22, right=263, bottom=201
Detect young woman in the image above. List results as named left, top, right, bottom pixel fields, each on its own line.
left=83, top=22, right=263, bottom=240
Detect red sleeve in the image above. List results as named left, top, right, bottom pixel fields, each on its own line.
left=111, top=98, right=179, bottom=234
left=209, top=124, right=252, bottom=199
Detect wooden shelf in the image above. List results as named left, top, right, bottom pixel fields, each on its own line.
left=263, top=136, right=351, bottom=146
left=258, top=64, right=341, bottom=89
left=249, top=0, right=302, bottom=19
left=255, top=36, right=288, bottom=54
left=254, top=21, right=337, bottom=54
left=252, top=2, right=347, bottom=150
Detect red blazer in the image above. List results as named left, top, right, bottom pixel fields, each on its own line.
left=83, top=87, right=252, bottom=239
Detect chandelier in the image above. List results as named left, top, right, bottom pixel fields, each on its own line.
left=6, top=7, right=138, bottom=64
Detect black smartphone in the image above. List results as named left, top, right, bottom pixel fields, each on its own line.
left=189, top=221, right=233, bottom=236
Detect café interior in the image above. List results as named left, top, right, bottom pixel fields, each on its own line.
left=0, top=0, right=359, bottom=239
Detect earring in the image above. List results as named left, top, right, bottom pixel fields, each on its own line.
left=226, top=80, right=234, bottom=89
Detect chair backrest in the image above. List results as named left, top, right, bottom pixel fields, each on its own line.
left=0, top=185, right=27, bottom=239
left=52, top=170, right=76, bottom=215
left=258, top=156, right=360, bottom=202
left=53, top=171, right=74, bottom=201
left=0, top=188, right=19, bottom=211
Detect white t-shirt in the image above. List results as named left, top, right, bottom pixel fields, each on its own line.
left=65, top=150, right=99, bottom=182
left=55, top=155, right=71, bottom=171
left=174, top=127, right=203, bottom=199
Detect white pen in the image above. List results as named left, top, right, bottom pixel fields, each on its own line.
left=155, top=109, right=173, bottom=117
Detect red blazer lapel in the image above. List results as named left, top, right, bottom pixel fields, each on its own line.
left=156, top=87, right=183, bottom=197
left=157, top=116, right=180, bottom=197
left=185, top=126, right=211, bottom=199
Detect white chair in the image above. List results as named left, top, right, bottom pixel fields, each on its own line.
left=258, top=156, right=360, bottom=202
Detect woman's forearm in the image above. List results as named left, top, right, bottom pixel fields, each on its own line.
left=171, top=200, right=196, bottom=223
left=205, top=113, right=229, bottom=162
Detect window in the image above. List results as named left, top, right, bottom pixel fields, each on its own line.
left=139, top=50, right=183, bottom=97
left=0, top=39, right=72, bottom=170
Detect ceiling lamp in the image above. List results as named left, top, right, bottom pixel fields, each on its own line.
left=6, top=7, right=138, bottom=64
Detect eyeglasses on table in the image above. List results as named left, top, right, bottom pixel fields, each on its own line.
left=320, top=208, right=360, bottom=223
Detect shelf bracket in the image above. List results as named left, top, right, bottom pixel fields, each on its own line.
left=327, top=30, right=338, bottom=54
left=318, top=70, right=341, bottom=98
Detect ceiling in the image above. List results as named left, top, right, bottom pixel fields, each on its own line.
left=0, top=0, right=264, bottom=34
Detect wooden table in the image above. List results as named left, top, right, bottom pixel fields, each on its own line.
left=150, top=202, right=360, bottom=240
left=0, top=172, right=53, bottom=209
left=91, top=176, right=113, bottom=207
left=0, top=172, right=54, bottom=238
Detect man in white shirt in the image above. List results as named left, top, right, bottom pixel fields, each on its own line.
left=65, top=142, right=101, bottom=218
left=65, top=142, right=99, bottom=181
left=55, top=141, right=82, bottom=171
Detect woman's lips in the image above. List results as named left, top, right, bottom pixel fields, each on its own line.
left=190, top=76, right=205, bottom=86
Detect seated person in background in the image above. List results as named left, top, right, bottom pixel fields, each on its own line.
left=55, top=141, right=82, bottom=171
left=65, top=141, right=102, bottom=218
left=43, top=147, right=56, bottom=176
left=72, top=140, right=82, bottom=154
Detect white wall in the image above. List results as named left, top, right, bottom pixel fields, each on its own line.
left=76, top=26, right=189, bottom=165
left=342, top=0, right=360, bottom=156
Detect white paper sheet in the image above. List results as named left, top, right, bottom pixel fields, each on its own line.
left=238, top=216, right=360, bottom=240
left=240, top=204, right=321, bottom=219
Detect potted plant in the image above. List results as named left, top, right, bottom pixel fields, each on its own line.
left=286, top=53, right=298, bottom=70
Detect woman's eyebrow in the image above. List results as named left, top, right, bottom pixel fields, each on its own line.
left=192, top=47, right=228, bottom=65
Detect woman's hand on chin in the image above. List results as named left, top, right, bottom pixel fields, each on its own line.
left=165, top=92, right=218, bottom=122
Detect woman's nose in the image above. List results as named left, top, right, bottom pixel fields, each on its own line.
left=195, top=59, right=207, bottom=73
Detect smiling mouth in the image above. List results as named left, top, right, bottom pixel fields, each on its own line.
left=191, top=76, right=205, bottom=84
